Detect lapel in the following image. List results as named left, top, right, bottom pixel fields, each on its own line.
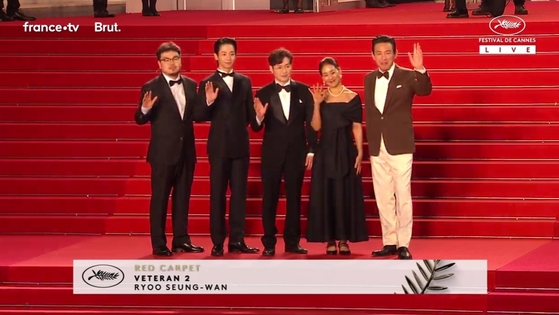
left=287, top=80, right=300, bottom=125
left=369, top=71, right=378, bottom=113
left=157, top=74, right=183, bottom=120
left=383, top=65, right=401, bottom=113
left=180, top=75, right=192, bottom=121
left=269, top=83, right=287, bottom=124
left=231, top=73, right=243, bottom=106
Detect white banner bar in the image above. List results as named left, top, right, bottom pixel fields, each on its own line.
left=73, top=259, right=487, bottom=295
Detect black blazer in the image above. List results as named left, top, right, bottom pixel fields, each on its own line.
left=194, top=71, right=259, bottom=159
left=253, top=80, right=317, bottom=169
left=134, top=74, right=200, bottom=166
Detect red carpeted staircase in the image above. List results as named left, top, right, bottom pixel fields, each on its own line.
left=1, top=4, right=559, bottom=315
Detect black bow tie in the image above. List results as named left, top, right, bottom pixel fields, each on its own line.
left=169, top=79, right=182, bottom=86
left=276, top=83, right=291, bottom=93
left=219, top=72, right=234, bottom=77
left=377, top=71, right=389, bottom=80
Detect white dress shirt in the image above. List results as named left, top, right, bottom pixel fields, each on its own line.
left=256, top=79, right=313, bottom=157
left=374, top=63, right=427, bottom=114
left=206, top=69, right=233, bottom=106
left=141, top=73, right=186, bottom=119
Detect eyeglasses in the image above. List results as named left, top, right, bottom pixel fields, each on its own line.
left=160, top=56, right=180, bottom=63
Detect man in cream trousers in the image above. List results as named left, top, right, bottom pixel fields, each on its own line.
left=364, top=35, right=432, bottom=260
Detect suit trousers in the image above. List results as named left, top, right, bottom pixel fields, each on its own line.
left=1, top=0, right=20, bottom=14
left=149, top=151, right=194, bottom=250
left=370, top=136, right=414, bottom=248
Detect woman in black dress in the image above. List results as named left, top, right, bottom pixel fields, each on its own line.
left=305, top=57, right=369, bottom=255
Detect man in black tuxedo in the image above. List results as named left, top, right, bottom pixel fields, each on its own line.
left=195, top=37, right=260, bottom=257
left=134, top=41, right=204, bottom=256
left=252, top=48, right=317, bottom=256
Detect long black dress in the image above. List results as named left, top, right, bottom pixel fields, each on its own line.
left=305, top=95, right=369, bottom=243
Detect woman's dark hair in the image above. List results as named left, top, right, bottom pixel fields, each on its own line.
left=318, top=57, right=340, bottom=74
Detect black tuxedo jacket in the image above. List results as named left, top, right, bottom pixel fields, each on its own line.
left=253, top=80, right=317, bottom=168
left=134, top=74, right=200, bottom=166
left=194, top=71, right=259, bottom=159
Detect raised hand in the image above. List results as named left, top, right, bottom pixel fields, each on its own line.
left=254, top=97, right=268, bottom=120
left=408, top=43, right=424, bottom=70
left=142, top=91, right=158, bottom=109
left=309, top=84, right=326, bottom=104
left=205, top=81, right=219, bottom=104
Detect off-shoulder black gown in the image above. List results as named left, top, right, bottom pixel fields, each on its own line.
left=305, top=95, right=369, bottom=243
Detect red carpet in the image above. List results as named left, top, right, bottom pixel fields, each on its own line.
left=0, top=235, right=554, bottom=314
left=1, top=1, right=559, bottom=314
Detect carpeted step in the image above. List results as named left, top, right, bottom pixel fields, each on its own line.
left=0, top=214, right=554, bottom=238
left=3, top=105, right=559, bottom=123
left=0, top=140, right=557, bottom=160
left=1, top=88, right=555, bottom=105
left=194, top=37, right=558, bottom=55
left=488, top=291, right=559, bottom=313
left=2, top=177, right=559, bottom=199
left=0, top=37, right=556, bottom=56
left=2, top=15, right=556, bottom=38
left=493, top=241, right=559, bottom=291
left=189, top=53, right=557, bottom=71
left=0, top=285, right=487, bottom=313
left=2, top=122, right=559, bottom=141
left=4, top=70, right=558, bottom=88
left=4, top=157, right=559, bottom=180
left=0, top=306, right=488, bottom=315
left=0, top=195, right=557, bottom=219
left=2, top=53, right=557, bottom=71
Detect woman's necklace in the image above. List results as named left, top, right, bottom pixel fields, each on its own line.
left=328, top=85, right=346, bottom=97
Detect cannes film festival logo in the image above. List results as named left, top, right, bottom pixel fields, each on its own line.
left=398, top=260, right=456, bottom=294
left=82, top=264, right=125, bottom=288
left=490, top=15, right=526, bottom=36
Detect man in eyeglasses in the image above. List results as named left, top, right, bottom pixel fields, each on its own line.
left=134, top=41, right=204, bottom=257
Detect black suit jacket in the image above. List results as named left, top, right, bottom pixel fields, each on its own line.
left=364, top=65, right=432, bottom=156
left=194, top=71, right=259, bottom=159
left=253, top=80, right=318, bottom=169
left=134, top=74, right=200, bottom=166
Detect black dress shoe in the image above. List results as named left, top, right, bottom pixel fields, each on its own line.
left=263, top=248, right=275, bottom=256
left=285, top=244, right=308, bottom=254
left=150, top=9, right=160, bottom=16
left=447, top=11, right=469, bottom=18
left=397, top=247, right=412, bottom=260
left=94, top=10, right=115, bottom=18
left=379, top=0, right=395, bottom=7
left=278, top=8, right=289, bottom=13
left=172, top=242, right=204, bottom=253
left=228, top=242, right=259, bottom=254
left=0, top=11, right=14, bottom=21
left=372, top=245, right=398, bottom=257
left=9, top=10, right=36, bottom=21
left=152, top=247, right=172, bottom=256
left=515, top=4, right=528, bottom=14
left=211, top=245, right=224, bottom=256
left=365, top=0, right=388, bottom=8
